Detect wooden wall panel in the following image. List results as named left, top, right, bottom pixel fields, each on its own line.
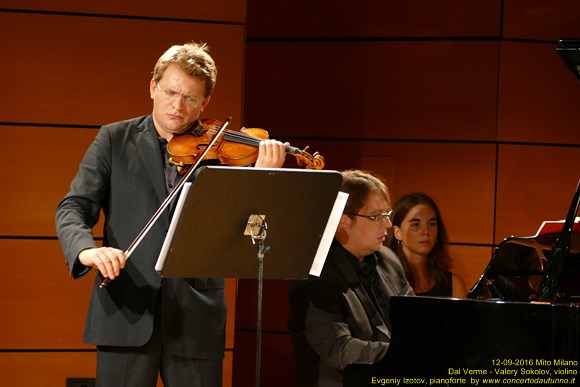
left=0, top=126, right=99, bottom=237
left=503, top=0, right=580, bottom=41
left=495, top=145, right=580, bottom=243
left=232, top=331, right=294, bottom=387
left=244, top=41, right=499, bottom=141
left=0, top=352, right=96, bottom=386
left=247, top=0, right=501, bottom=38
left=0, top=239, right=236, bottom=349
left=0, top=239, right=238, bottom=349
left=235, top=279, right=290, bottom=332
left=0, top=240, right=92, bottom=349
left=449, top=245, right=494, bottom=291
left=283, top=140, right=497, bottom=245
left=0, top=12, right=245, bottom=130
left=497, top=41, right=580, bottom=144
left=1, top=0, right=245, bottom=23
left=222, top=352, right=234, bottom=387
left=224, top=279, right=238, bottom=349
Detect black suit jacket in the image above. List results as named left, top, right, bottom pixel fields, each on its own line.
left=56, top=115, right=225, bottom=359
left=288, top=240, right=414, bottom=387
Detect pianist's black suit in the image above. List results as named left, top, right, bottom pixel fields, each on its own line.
left=288, top=240, right=414, bottom=387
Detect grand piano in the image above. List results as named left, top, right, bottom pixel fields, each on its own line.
left=344, top=41, right=580, bottom=382
left=344, top=179, right=580, bottom=386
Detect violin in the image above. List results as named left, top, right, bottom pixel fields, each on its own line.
left=167, top=118, right=325, bottom=174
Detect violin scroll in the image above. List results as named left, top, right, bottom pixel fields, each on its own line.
left=289, top=145, right=325, bottom=170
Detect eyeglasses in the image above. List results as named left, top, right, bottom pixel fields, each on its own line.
left=156, top=83, right=203, bottom=108
left=346, top=210, right=393, bottom=224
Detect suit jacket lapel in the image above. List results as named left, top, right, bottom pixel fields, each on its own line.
left=353, top=285, right=391, bottom=338
left=331, top=244, right=391, bottom=338
left=135, top=116, right=167, bottom=204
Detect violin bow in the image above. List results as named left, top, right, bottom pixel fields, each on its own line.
left=100, top=117, right=232, bottom=288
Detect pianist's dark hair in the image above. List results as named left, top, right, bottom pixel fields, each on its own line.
left=340, top=170, right=391, bottom=216
left=386, top=192, right=451, bottom=290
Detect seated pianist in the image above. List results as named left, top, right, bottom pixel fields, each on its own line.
left=288, top=169, right=414, bottom=387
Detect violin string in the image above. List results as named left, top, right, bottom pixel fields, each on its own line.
left=206, top=127, right=266, bottom=147
left=224, top=130, right=262, bottom=146
left=204, top=126, right=321, bottom=166
left=208, top=127, right=309, bottom=157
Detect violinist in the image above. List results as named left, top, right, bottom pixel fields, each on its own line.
left=55, top=41, right=287, bottom=387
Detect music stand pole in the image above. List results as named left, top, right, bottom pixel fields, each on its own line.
left=246, top=216, right=269, bottom=387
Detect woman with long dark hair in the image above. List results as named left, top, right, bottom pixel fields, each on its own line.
left=387, top=193, right=467, bottom=297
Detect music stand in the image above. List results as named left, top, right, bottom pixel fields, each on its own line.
left=157, top=165, right=343, bottom=387
left=556, top=39, right=580, bottom=82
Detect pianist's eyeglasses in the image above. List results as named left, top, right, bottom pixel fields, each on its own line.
left=346, top=210, right=393, bottom=224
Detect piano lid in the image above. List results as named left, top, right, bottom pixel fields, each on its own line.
left=557, top=39, right=580, bottom=82
left=468, top=179, right=580, bottom=304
